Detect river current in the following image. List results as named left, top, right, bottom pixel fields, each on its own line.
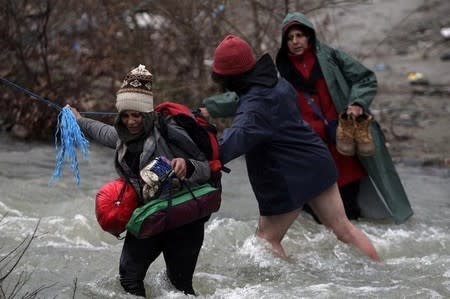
left=0, top=134, right=449, bottom=298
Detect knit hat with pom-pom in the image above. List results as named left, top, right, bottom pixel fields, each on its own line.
left=116, top=64, right=153, bottom=113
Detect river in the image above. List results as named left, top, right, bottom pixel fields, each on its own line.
left=0, top=134, right=449, bottom=298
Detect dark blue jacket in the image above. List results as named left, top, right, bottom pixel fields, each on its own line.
left=219, top=54, right=337, bottom=215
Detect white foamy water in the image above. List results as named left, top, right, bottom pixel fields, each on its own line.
left=0, top=135, right=449, bottom=298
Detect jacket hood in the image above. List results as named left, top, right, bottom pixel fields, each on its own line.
left=213, top=53, right=278, bottom=93
left=281, top=12, right=315, bottom=33
left=245, top=53, right=278, bottom=88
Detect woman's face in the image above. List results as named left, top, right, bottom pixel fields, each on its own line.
left=286, top=28, right=309, bottom=56
left=120, top=110, right=144, bottom=135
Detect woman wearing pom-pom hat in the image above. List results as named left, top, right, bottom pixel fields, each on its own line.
left=69, top=64, right=210, bottom=297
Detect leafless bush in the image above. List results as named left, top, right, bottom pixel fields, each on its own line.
left=0, top=217, right=57, bottom=298
left=0, top=0, right=380, bottom=139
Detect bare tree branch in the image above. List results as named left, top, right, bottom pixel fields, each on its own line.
left=0, top=219, right=52, bottom=298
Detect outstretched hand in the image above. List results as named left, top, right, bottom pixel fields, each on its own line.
left=199, top=107, right=210, bottom=118
left=66, top=104, right=82, bottom=120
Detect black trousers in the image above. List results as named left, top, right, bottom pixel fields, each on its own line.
left=304, top=180, right=361, bottom=223
left=119, top=219, right=205, bottom=297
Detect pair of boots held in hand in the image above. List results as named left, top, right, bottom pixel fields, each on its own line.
left=336, top=113, right=375, bottom=157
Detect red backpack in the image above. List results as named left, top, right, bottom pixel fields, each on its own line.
left=154, top=101, right=228, bottom=188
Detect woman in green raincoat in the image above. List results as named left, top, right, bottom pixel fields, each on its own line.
left=275, top=12, right=413, bottom=224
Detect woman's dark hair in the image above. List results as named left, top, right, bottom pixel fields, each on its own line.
left=211, top=70, right=252, bottom=92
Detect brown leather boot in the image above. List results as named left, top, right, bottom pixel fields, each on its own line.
left=336, top=113, right=356, bottom=156
left=354, top=114, right=375, bottom=157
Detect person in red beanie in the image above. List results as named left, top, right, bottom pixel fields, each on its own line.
left=203, top=34, right=380, bottom=261
left=212, top=35, right=257, bottom=75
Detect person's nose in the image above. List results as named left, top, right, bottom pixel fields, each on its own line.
left=127, top=118, right=137, bottom=126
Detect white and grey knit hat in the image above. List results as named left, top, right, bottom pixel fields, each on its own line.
left=116, top=64, right=153, bottom=113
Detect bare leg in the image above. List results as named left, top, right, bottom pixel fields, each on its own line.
left=309, top=183, right=381, bottom=261
left=256, top=208, right=301, bottom=258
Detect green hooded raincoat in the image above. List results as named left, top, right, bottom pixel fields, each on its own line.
left=278, top=12, right=413, bottom=224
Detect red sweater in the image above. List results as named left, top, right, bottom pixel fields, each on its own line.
left=288, top=48, right=366, bottom=186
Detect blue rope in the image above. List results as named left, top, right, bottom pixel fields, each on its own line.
left=0, top=77, right=119, bottom=185
left=49, top=106, right=90, bottom=186
left=0, top=77, right=62, bottom=112
left=0, top=77, right=118, bottom=116
left=81, top=111, right=118, bottom=116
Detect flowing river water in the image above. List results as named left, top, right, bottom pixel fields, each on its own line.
left=0, top=133, right=449, bottom=298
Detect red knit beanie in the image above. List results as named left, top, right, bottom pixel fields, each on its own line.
left=212, top=35, right=256, bottom=75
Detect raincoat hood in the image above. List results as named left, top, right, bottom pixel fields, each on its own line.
left=282, top=12, right=315, bottom=33
left=277, top=12, right=317, bottom=63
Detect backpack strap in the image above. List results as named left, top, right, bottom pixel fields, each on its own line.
left=303, top=92, right=330, bottom=126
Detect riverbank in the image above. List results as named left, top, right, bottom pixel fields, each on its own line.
left=1, top=0, right=448, bottom=167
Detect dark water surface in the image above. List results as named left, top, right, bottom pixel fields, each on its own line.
left=0, top=135, right=449, bottom=298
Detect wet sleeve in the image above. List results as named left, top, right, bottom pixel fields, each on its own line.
left=202, top=92, right=240, bottom=118
left=77, top=117, right=118, bottom=148
left=219, top=106, right=273, bottom=165
left=335, top=49, right=378, bottom=110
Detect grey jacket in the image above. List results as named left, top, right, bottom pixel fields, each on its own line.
left=77, top=116, right=210, bottom=203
